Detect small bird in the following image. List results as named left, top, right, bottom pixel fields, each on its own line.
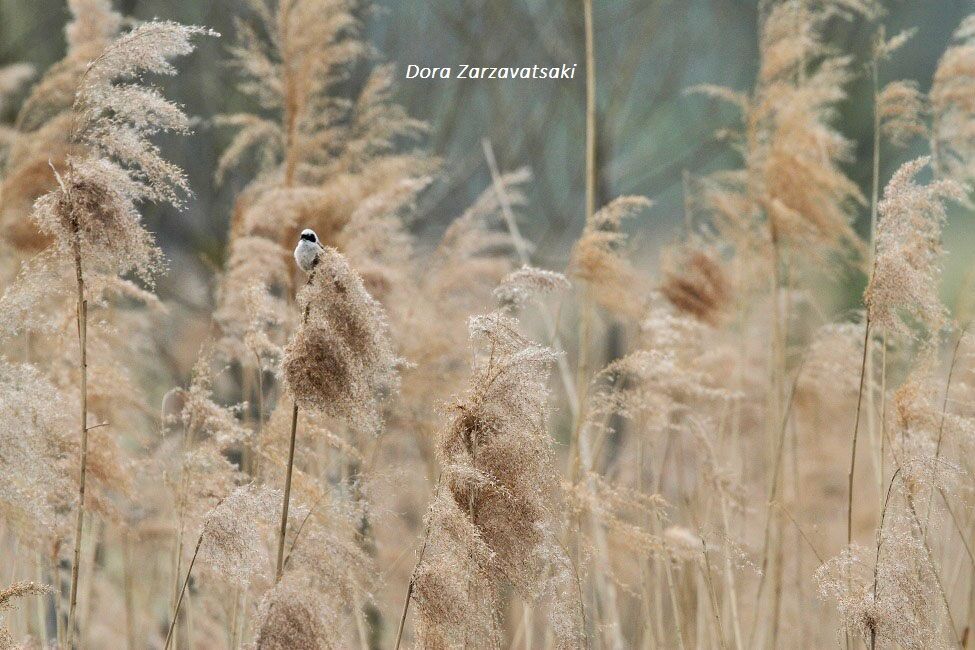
left=294, top=228, right=324, bottom=272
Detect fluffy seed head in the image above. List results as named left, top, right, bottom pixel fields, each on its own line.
left=0, top=581, right=52, bottom=613
left=283, top=246, right=398, bottom=431
left=412, top=301, right=581, bottom=648
left=878, top=80, right=927, bottom=147
left=865, top=157, right=966, bottom=336
left=660, top=245, right=731, bottom=325
left=570, top=196, right=652, bottom=319
left=931, top=14, right=975, bottom=182
left=494, top=265, right=570, bottom=310
left=197, top=485, right=279, bottom=588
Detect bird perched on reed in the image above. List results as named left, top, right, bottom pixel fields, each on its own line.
left=294, top=229, right=324, bottom=272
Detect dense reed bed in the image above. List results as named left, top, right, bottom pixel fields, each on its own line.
left=2, top=0, right=975, bottom=648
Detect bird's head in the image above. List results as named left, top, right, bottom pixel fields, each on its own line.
left=299, top=229, right=318, bottom=244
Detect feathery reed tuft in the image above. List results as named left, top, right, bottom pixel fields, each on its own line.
left=660, top=244, right=732, bottom=325
left=931, top=14, right=975, bottom=182
left=282, top=245, right=398, bottom=430
left=196, top=485, right=279, bottom=588
left=864, top=157, right=965, bottom=336
left=571, top=196, right=651, bottom=318
left=411, top=283, right=581, bottom=648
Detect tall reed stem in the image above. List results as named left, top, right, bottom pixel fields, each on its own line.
left=754, top=356, right=805, bottom=626
left=867, top=51, right=882, bottom=517
left=251, top=357, right=265, bottom=478
left=164, top=531, right=204, bottom=650
left=583, top=0, right=596, bottom=223
left=570, top=0, right=597, bottom=480
left=481, top=138, right=579, bottom=420
left=275, top=401, right=299, bottom=580
left=922, top=328, right=966, bottom=533
left=66, top=214, right=89, bottom=650
left=394, top=475, right=441, bottom=650
left=700, top=541, right=728, bottom=650
left=663, top=556, right=687, bottom=650
left=35, top=552, right=48, bottom=648
left=122, top=532, right=136, bottom=650
left=275, top=286, right=313, bottom=581
left=168, top=396, right=194, bottom=650
left=574, top=5, right=626, bottom=646
left=847, top=319, right=872, bottom=545
left=868, top=52, right=881, bottom=269
left=869, top=467, right=900, bottom=650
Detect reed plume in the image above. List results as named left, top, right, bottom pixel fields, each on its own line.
left=408, top=281, right=582, bottom=649
left=13, top=17, right=214, bottom=645
left=0, top=0, right=120, bottom=254
left=165, top=485, right=279, bottom=649
left=215, top=0, right=429, bottom=353
left=276, top=246, right=397, bottom=579
left=691, top=0, right=873, bottom=266
left=816, top=522, right=941, bottom=649
left=661, top=243, right=732, bottom=326
left=0, top=581, right=52, bottom=648
left=570, top=196, right=652, bottom=319
left=931, top=14, right=975, bottom=182
left=865, top=157, right=965, bottom=337
left=256, top=492, right=374, bottom=648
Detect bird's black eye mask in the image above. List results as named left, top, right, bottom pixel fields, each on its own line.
left=300, top=232, right=317, bottom=242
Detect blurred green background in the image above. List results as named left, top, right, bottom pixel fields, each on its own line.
left=2, top=0, right=973, bottom=308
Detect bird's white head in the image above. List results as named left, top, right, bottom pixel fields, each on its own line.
left=294, top=228, right=323, bottom=272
